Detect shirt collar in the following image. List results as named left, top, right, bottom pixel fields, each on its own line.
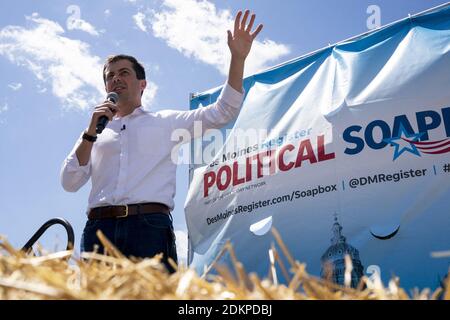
left=113, top=106, right=144, bottom=120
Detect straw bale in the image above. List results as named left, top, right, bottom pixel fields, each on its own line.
left=0, top=230, right=448, bottom=300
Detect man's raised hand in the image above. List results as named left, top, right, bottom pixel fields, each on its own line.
left=227, top=10, right=263, bottom=61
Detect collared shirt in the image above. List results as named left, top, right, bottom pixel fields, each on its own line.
left=61, top=83, right=243, bottom=213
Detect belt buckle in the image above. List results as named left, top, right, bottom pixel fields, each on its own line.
left=116, top=205, right=129, bottom=218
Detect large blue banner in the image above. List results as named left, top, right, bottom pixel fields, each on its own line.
left=186, top=4, right=450, bottom=290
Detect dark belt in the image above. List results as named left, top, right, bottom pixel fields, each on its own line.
left=88, top=202, right=170, bottom=220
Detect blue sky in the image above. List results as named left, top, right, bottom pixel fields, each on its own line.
left=0, top=0, right=446, bottom=263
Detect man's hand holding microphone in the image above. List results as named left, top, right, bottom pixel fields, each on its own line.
left=84, top=92, right=119, bottom=138
left=76, top=92, right=118, bottom=166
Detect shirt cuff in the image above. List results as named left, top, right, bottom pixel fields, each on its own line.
left=219, top=83, right=244, bottom=108
left=65, top=134, right=91, bottom=173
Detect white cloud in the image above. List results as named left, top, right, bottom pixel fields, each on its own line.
left=8, top=82, right=22, bottom=91
left=0, top=14, right=158, bottom=111
left=104, top=9, right=111, bottom=18
left=37, top=84, right=47, bottom=93
left=0, top=14, right=106, bottom=110
left=175, top=229, right=188, bottom=266
left=133, top=12, right=147, bottom=32
left=152, top=64, right=160, bottom=73
left=142, top=0, right=290, bottom=76
left=67, top=16, right=101, bottom=36
left=141, top=80, right=158, bottom=110
left=0, top=101, right=7, bottom=124
left=0, top=102, right=8, bottom=113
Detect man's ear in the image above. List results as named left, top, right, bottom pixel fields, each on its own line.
left=140, top=80, right=147, bottom=92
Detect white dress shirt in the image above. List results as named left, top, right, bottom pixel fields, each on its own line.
left=61, top=83, right=243, bottom=213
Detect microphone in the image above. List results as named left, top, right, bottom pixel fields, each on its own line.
left=96, top=92, right=119, bottom=134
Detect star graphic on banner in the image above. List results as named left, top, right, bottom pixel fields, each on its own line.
left=383, top=123, right=424, bottom=161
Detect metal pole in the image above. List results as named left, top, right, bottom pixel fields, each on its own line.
left=21, top=217, right=75, bottom=253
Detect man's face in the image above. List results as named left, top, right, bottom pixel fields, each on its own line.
left=104, top=59, right=146, bottom=102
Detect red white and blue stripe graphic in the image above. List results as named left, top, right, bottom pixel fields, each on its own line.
left=403, top=137, right=450, bottom=155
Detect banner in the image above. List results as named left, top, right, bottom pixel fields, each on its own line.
left=185, top=4, right=450, bottom=290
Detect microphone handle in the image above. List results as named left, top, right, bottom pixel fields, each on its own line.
left=95, top=98, right=117, bottom=134
left=96, top=115, right=109, bottom=134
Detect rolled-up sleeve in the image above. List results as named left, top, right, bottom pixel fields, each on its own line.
left=60, top=134, right=91, bottom=192
left=217, top=82, right=245, bottom=113
left=167, top=83, right=244, bottom=138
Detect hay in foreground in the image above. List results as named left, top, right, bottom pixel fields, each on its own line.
left=0, top=229, right=448, bottom=300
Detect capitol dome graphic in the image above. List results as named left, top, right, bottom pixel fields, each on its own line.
left=320, top=214, right=364, bottom=288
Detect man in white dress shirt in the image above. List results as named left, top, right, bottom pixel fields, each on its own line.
left=61, top=10, right=263, bottom=272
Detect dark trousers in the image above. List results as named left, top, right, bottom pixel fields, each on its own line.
left=81, top=213, right=177, bottom=273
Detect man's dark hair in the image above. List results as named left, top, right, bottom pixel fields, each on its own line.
left=102, top=54, right=146, bottom=84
